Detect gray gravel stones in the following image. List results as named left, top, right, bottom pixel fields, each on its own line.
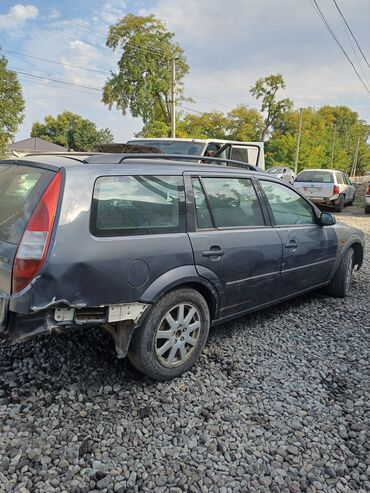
left=0, top=211, right=369, bottom=492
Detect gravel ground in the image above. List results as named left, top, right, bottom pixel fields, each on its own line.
left=0, top=210, right=369, bottom=493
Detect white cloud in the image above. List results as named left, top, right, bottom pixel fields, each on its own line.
left=68, top=40, right=101, bottom=64
left=10, top=0, right=370, bottom=143
left=0, top=4, right=39, bottom=30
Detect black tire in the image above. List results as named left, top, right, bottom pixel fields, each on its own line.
left=325, top=248, right=354, bottom=298
left=365, top=205, right=370, bottom=214
left=333, top=194, right=345, bottom=212
left=128, top=288, right=210, bottom=380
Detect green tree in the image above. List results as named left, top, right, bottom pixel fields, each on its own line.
left=31, top=111, right=114, bottom=151
left=177, top=111, right=228, bottom=139
left=103, top=14, right=189, bottom=134
left=0, top=55, right=25, bottom=155
left=267, top=106, right=370, bottom=174
left=226, top=105, right=264, bottom=141
left=175, top=105, right=264, bottom=142
left=250, top=74, right=293, bottom=141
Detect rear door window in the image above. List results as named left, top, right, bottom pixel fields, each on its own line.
left=192, top=178, right=213, bottom=229
left=342, top=172, right=350, bottom=185
left=91, top=175, right=186, bottom=236
left=336, top=172, right=344, bottom=184
left=0, top=164, right=55, bottom=244
left=201, top=177, right=265, bottom=228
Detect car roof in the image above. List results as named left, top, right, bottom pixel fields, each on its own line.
left=1, top=154, right=267, bottom=177
left=297, top=169, right=336, bottom=173
left=128, top=138, right=264, bottom=145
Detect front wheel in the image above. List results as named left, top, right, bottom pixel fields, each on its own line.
left=325, top=248, right=354, bottom=297
left=128, top=288, right=210, bottom=380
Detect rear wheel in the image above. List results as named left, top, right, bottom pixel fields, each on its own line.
left=128, top=288, right=210, bottom=380
left=347, top=193, right=355, bottom=206
left=365, top=205, right=370, bottom=214
left=325, top=248, right=354, bottom=297
left=333, top=194, right=345, bottom=212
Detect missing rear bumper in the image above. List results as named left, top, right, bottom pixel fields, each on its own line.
left=53, top=302, right=148, bottom=325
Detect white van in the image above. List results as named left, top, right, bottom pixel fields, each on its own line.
left=127, top=138, right=265, bottom=170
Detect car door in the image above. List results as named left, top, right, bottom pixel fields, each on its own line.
left=214, top=144, right=261, bottom=168
left=342, top=172, right=355, bottom=203
left=185, top=172, right=284, bottom=318
left=258, top=179, right=338, bottom=296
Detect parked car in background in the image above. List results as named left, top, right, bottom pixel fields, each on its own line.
left=127, top=138, right=265, bottom=170
left=293, top=169, right=355, bottom=212
left=365, top=181, right=370, bottom=214
left=0, top=154, right=365, bottom=380
left=267, top=166, right=294, bottom=183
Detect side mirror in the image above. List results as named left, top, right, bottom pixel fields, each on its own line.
left=319, top=212, right=336, bottom=226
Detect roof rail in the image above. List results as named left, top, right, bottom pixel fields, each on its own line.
left=23, top=152, right=95, bottom=164
left=114, top=153, right=259, bottom=170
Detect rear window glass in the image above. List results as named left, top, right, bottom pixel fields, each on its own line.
left=295, top=171, right=334, bottom=183
left=91, top=175, right=186, bottom=237
left=0, top=164, right=55, bottom=244
left=127, top=140, right=204, bottom=156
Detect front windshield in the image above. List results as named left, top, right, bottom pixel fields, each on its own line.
left=127, top=140, right=204, bottom=156
left=267, top=168, right=284, bottom=174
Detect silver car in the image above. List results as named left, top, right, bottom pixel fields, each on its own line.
left=267, top=166, right=294, bottom=184
left=293, top=169, right=356, bottom=212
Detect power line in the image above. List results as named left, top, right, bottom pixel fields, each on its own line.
left=331, top=0, right=370, bottom=70
left=11, top=69, right=102, bottom=92
left=309, top=0, right=370, bottom=96
left=0, top=48, right=108, bottom=75
left=336, top=6, right=368, bottom=84
left=17, top=73, right=104, bottom=97
left=180, top=106, right=204, bottom=115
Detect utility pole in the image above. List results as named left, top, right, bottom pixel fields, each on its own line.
left=294, top=108, right=303, bottom=176
left=350, top=136, right=360, bottom=177
left=329, top=125, right=336, bottom=169
left=170, top=57, right=176, bottom=138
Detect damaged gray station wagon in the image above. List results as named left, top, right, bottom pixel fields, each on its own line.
left=0, top=154, right=365, bottom=380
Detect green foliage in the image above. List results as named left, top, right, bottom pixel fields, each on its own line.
left=31, top=111, right=114, bottom=151
left=0, top=55, right=25, bottom=155
left=103, top=14, right=189, bottom=130
left=250, top=74, right=293, bottom=141
left=175, top=106, right=264, bottom=141
left=177, top=111, right=227, bottom=139
left=267, top=105, right=370, bottom=174
left=138, top=120, right=170, bottom=138
left=226, top=105, right=264, bottom=141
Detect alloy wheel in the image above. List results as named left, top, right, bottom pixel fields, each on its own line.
left=155, top=303, right=201, bottom=368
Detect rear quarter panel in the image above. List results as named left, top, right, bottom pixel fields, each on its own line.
left=9, top=167, right=196, bottom=313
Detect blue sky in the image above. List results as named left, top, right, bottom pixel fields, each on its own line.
left=1, top=0, right=370, bottom=142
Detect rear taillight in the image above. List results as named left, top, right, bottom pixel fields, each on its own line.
left=12, top=171, right=62, bottom=293
left=333, top=185, right=340, bottom=195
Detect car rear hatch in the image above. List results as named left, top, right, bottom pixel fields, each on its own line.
left=294, top=171, right=334, bottom=200
left=0, top=162, right=56, bottom=329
